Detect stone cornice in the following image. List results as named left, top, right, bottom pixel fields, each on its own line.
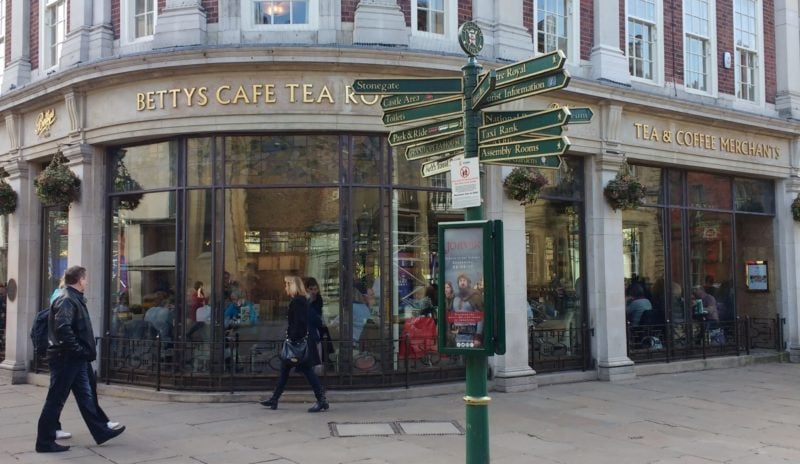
left=0, top=46, right=798, bottom=138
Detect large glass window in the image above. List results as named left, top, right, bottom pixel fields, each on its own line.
left=626, top=0, right=658, bottom=81
left=41, top=208, right=68, bottom=309
left=525, top=157, right=587, bottom=372
left=684, top=0, right=712, bottom=92
left=107, top=134, right=456, bottom=388
left=0, top=0, right=5, bottom=86
left=110, top=192, right=177, bottom=341
left=627, top=164, right=776, bottom=330
left=253, top=0, right=309, bottom=25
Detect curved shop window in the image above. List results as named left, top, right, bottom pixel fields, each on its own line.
left=622, top=166, right=778, bottom=359
left=105, top=135, right=462, bottom=390
left=524, top=156, right=589, bottom=373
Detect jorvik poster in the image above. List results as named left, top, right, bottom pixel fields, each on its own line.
left=442, top=227, right=485, bottom=349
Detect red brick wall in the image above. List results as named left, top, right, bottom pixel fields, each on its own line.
left=763, top=0, right=776, bottom=103
left=111, top=0, right=120, bottom=39
left=158, top=0, right=165, bottom=15
left=341, top=0, right=357, bottom=23
left=398, top=0, right=410, bottom=27
left=580, top=0, right=593, bottom=60
left=716, top=0, right=734, bottom=96
left=457, top=0, right=471, bottom=24
left=202, top=0, right=217, bottom=23
left=523, top=0, right=532, bottom=37
left=30, top=0, right=38, bottom=70
left=663, top=0, right=683, bottom=86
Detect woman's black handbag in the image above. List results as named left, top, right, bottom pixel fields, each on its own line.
left=280, top=337, right=309, bottom=367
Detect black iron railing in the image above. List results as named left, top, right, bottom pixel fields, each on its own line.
left=627, top=316, right=785, bottom=364
left=528, top=323, right=591, bottom=373
left=97, top=333, right=465, bottom=392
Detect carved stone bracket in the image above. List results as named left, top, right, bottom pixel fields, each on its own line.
left=5, top=113, right=21, bottom=153
left=64, top=90, right=86, bottom=139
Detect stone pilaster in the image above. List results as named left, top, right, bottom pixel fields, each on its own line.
left=62, top=144, right=106, bottom=336
left=3, top=0, right=31, bottom=92
left=586, top=102, right=634, bottom=381
left=781, top=138, right=800, bottom=362
left=484, top=164, right=537, bottom=392
left=0, top=159, right=39, bottom=384
left=60, top=0, right=93, bottom=67
left=774, top=0, right=800, bottom=119
left=153, top=0, right=208, bottom=49
left=483, top=0, right=532, bottom=62
left=353, top=0, right=408, bottom=46
left=589, top=0, right=631, bottom=85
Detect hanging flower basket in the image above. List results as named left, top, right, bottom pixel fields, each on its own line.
left=791, top=195, right=800, bottom=222
left=35, top=152, right=81, bottom=208
left=603, top=159, right=646, bottom=211
left=0, top=177, right=18, bottom=215
left=113, top=160, right=144, bottom=210
left=503, top=167, right=549, bottom=206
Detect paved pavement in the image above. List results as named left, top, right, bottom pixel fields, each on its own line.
left=2, top=362, right=800, bottom=463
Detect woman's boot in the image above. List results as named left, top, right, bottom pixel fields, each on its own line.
left=307, top=394, right=329, bottom=413
left=260, top=391, right=281, bottom=410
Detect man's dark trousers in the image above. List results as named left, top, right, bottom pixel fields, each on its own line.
left=36, top=357, right=114, bottom=447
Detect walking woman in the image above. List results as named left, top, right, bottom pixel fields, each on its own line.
left=260, top=275, right=329, bottom=412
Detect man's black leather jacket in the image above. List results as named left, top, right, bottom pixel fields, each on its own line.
left=48, top=286, right=97, bottom=361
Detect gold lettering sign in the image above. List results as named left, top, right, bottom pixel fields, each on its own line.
left=633, top=122, right=781, bottom=160
left=135, top=83, right=380, bottom=111
left=34, top=109, right=57, bottom=137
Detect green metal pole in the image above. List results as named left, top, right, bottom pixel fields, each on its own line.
left=462, top=55, right=490, bottom=464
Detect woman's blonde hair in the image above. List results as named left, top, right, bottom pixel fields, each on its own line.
left=284, top=275, right=307, bottom=297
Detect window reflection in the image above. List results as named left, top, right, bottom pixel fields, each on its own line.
left=110, top=192, right=177, bottom=345
left=224, top=135, right=339, bottom=185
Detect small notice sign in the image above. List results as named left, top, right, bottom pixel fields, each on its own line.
left=450, top=157, right=481, bottom=209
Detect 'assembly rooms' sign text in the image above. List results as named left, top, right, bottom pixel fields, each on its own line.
left=634, top=122, right=780, bottom=159
left=136, top=83, right=380, bottom=111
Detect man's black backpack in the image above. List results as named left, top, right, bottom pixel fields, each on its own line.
left=30, top=308, right=51, bottom=355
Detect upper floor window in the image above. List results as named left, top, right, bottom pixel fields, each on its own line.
left=411, top=0, right=456, bottom=38
left=123, top=0, right=157, bottom=43
left=626, top=0, right=659, bottom=81
left=244, top=0, right=317, bottom=29
left=683, top=0, right=714, bottom=93
left=734, top=0, right=759, bottom=102
left=536, top=0, right=568, bottom=56
left=43, top=0, right=66, bottom=69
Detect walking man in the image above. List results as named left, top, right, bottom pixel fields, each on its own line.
left=35, top=266, right=126, bottom=453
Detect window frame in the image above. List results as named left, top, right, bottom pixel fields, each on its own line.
left=411, top=0, right=457, bottom=40
left=733, top=0, right=764, bottom=106
left=682, top=0, right=717, bottom=96
left=625, top=0, right=664, bottom=85
left=242, top=0, right=319, bottom=31
left=40, top=0, right=67, bottom=71
left=121, top=0, right=158, bottom=44
left=534, top=0, right=580, bottom=62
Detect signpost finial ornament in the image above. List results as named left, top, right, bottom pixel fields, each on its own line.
left=458, top=21, right=484, bottom=57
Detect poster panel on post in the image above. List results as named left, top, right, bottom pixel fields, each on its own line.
left=745, top=260, right=768, bottom=291
left=437, top=220, right=494, bottom=355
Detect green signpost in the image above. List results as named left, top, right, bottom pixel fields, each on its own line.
left=388, top=117, right=464, bottom=146
left=478, top=136, right=570, bottom=163
left=478, top=107, right=570, bottom=144
left=352, top=21, right=588, bottom=464
left=382, top=97, right=463, bottom=126
left=352, top=77, right=463, bottom=94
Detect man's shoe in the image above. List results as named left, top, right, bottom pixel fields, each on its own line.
left=36, top=442, right=70, bottom=453
left=107, top=421, right=122, bottom=430
left=96, top=425, right=126, bottom=445
left=55, top=430, right=72, bottom=439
